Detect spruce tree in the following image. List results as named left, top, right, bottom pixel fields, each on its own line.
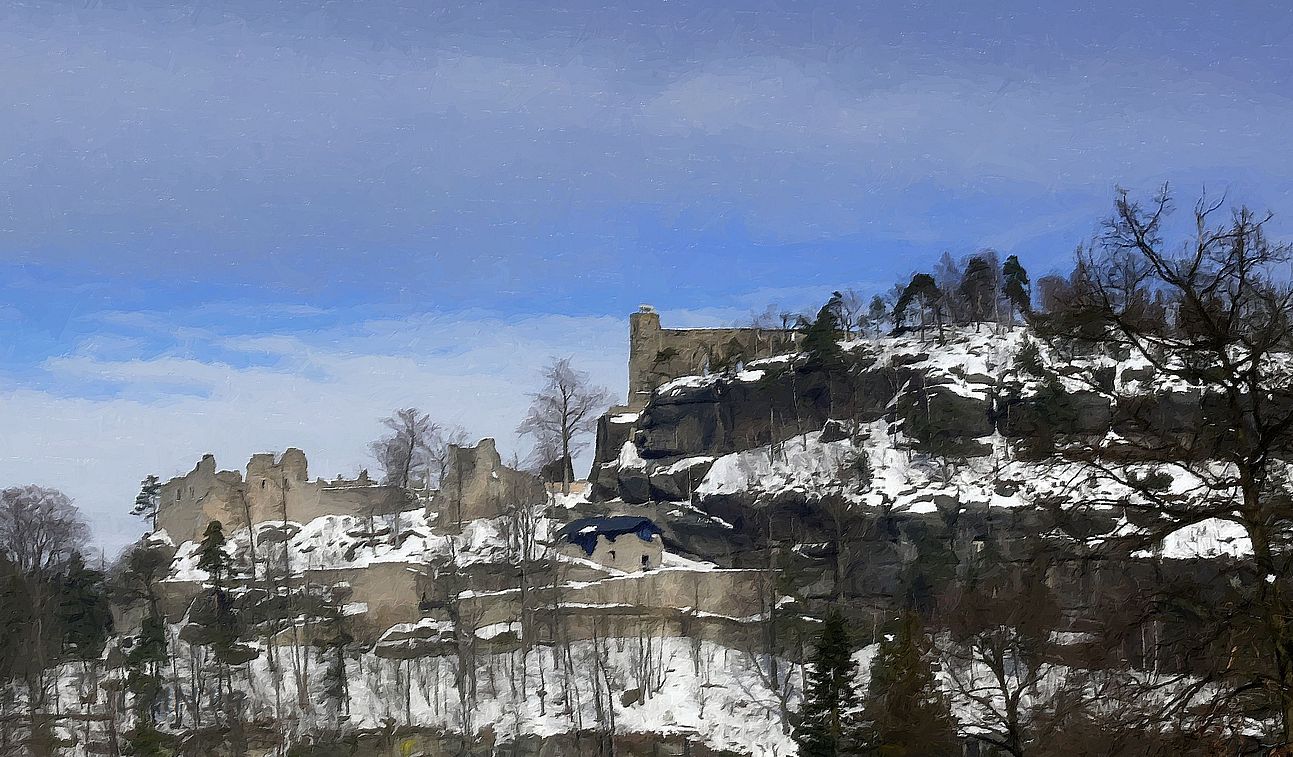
left=58, top=551, right=113, bottom=661
left=316, top=608, right=354, bottom=718
left=0, top=556, right=31, bottom=685
left=197, top=520, right=229, bottom=587
left=893, top=274, right=944, bottom=337
left=196, top=521, right=242, bottom=663
left=131, top=475, right=162, bottom=532
left=796, top=607, right=861, bottom=756
left=1002, top=254, right=1031, bottom=320
left=867, top=296, right=887, bottom=337
left=958, top=255, right=997, bottom=324
left=126, top=609, right=168, bottom=727
left=860, top=613, right=959, bottom=756
left=801, top=292, right=846, bottom=372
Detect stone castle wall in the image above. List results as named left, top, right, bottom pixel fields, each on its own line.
left=460, top=567, right=768, bottom=631
left=156, top=449, right=409, bottom=544
left=430, top=438, right=546, bottom=529
left=625, top=305, right=798, bottom=409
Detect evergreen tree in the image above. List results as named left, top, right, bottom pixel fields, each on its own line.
left=126, top=608, right=168, bottom=726
left=867, top=295, right=887, bottom=337
left=196, top=520, right=242, bottom=662
left=1002, top=254, right=1031, bottom=320
left=859, top=613, right=959, bottom=756
left=0, top=556, right=31, bottom=684
left=801, top=292, right=846, bottom=372
left=131, top=475, right=162, bottom=532
left=893, top=274, right=944, bottom=337
left=197, top=520, right=229, bottom=587
left=316, top=608, right=354, bottom=718
left=796, top=607, right=861, bottom=756
left=958, top=254, right=999, bottom=325
left=58, top=551, right=113, bottom=660
left=125, top=720, right=172, bottom=757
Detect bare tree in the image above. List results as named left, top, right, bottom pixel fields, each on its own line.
left=0, top=486, right=89, bottom=732
left=516, top=358, right=611, bottom=495
left=369, top=408, right=438, bottom=489
left=524, top=428, right=565, bottom=477
left=837, top=289, right=865, bottom=336
left=1034, top=184, right=1293, bottom=746
left=0, top=486, right=88, bottom=578
left=427, top=424, right=469, bottom=490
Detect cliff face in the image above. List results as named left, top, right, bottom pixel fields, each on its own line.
left=587, top=327, right=1250, bottom=633
left=592, top=327, right=1243, bottom=504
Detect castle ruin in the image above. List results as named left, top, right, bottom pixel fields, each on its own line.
left=429, top=437, right=546, bottom=527
left=155, top=449, right=409, bottom=544
left=625, top=305, right=799, bottom=409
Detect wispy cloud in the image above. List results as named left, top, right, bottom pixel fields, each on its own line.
left=0, top=306, right=629, bottom=552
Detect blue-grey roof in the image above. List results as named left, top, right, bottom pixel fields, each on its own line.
left=557, top=516, right=662, bottom=556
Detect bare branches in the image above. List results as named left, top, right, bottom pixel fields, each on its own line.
left=369, top=408, right=439, bottom=489
left=1034, top=186, right=1293, bottom=745
left=0, top=486, right=88, bottom=578
left=516, top=357, right=610, bottom=494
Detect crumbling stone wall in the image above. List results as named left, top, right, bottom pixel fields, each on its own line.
left=457, top=567, right=768, bottom=631
left=430, top=438, right=545, bottom=528
left=156, top=449, right=409, bottom=544
left=626, top=305, right=799, bottom=409
left=306, top=562, right=428, bottom=636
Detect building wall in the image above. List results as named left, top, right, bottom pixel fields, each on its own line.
left=156, top=449, right=408, bottom=544
left=626, top=305, right=799, bottom=408
left=561, top=567, right=765, bottom=619
left=560, top=532, right=664, bottom=573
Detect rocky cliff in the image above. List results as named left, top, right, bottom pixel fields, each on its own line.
left=587, top=327, right=1251, bottom=642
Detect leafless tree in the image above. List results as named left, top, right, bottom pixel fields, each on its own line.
left=427, top=424, right=469, bottom=490
left=836, top=288, right=865, bottom=335
left=369, top=408, right=439, bottom=489
left=1032, top=184, right=1293, bottom=746
left=0, top=485, right=88, bottom=577
left=516, top=358, right=611, bottom=495
left=0, top=487, right=89, bottom=738
left=524, top=428, right=565, bottom=476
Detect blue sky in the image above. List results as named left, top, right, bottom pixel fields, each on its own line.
left=2, top=0, right=1292, bottom=551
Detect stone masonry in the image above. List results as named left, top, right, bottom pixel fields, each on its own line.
left=625, top=305, right=799, bottom=409
left=430, top=437, right=546, bottom=528
left=156, top=449, right=409, bottom=544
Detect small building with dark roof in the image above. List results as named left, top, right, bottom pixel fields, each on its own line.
left=557, top=516, right=664, bottom=572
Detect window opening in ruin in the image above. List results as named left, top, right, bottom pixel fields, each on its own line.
left=609, top=550, right=616, bottom=560
left=641, top=554, right=650, bottom=568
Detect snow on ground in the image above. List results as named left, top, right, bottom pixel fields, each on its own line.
left=165, top=508, right=562, bottom=582
left=697, top=431, right=851, bottom=497
left=617, top=440, right=647, bottom=470
left=1155, top=518, right=1252, bottom=559
left=695, top=421, right=1032, bottom=517
left=307, top=637, right=797, bottom=756
left=36, top=634, right=798, bottom=757
left=36, top=625, right=1257, bottom=757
